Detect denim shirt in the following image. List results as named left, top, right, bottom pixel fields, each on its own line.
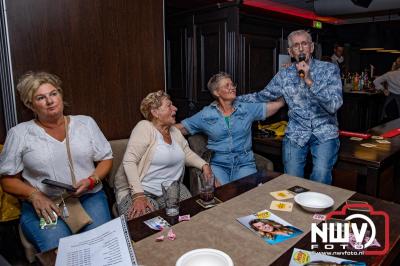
left=181, top=101, right=266, bottom=154
left=237, top=59, right=343, bottom=147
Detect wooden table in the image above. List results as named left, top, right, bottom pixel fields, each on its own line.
left=253, top=118, right=400, bottom=203
left=36, top=171, right=400, bottom=266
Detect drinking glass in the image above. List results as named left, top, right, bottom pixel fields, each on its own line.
left=199, top=173, right=215, bottom=205
left=161, top=180, right=180, bottom=216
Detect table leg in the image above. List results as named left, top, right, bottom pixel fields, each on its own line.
left=365, top=167, right=380, bottom=197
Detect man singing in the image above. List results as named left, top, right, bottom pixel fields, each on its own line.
left=238, top=29, right=343, bottom=184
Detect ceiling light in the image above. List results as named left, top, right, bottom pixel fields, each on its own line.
left=377, top=50, right=398, bottom=53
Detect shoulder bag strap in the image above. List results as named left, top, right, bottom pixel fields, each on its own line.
left=64, top=116, right=77, bottom=186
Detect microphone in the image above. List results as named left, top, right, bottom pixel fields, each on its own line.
left=298, top=53, right=306, bottom=78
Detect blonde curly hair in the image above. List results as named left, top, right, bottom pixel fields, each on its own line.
left=140, top=90, right=170, bottom=121
left=16, top=71, right=63, bottom=109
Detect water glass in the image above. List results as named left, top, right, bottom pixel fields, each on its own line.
left=161, top=180, right=180, bottom=216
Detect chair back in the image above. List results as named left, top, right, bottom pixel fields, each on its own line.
left=108, top=139, right=129, bottom=188
left=187, top=134, right=211, bottom=195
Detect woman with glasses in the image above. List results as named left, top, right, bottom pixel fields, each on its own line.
left=176, top=72, right=284, bottom=185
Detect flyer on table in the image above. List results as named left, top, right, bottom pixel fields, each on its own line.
left=237, top=209, right=303, bottom=245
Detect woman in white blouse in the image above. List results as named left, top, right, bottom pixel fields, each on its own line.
left=114, top=90, right=212, bottom=219
left=0, top=72, right=113, bottom=252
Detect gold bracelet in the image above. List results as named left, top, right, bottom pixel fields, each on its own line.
left=27, top=188, right=40, bottom=202
left=90, top=174, right=101, bottom=185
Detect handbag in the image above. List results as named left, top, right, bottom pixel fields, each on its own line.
left=55, top=195, right=92, bottom=234
left=59, top=116, right=93, bottom=233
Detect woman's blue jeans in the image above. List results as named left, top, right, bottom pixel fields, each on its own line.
left=283, top=135, right=340, bottom=184
left=20, top=189, right=111, bottom=252
left=211, top=151, right=257, bottom=185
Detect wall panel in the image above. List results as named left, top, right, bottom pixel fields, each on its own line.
left=5, top=0, right=164, bottom=140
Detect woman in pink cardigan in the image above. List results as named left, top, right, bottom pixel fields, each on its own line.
left=114, top=91, right=212, bottom=219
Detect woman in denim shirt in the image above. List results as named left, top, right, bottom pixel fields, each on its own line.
left=176, top=72, right=284, bottom=185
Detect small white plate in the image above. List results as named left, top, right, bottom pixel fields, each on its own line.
left=176, top=248, right=234, bottom=266
left=294, top=192, right=334, bottom=212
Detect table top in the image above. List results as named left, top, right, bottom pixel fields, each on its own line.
left=36, top=170, right=281, bottom=265
left=128, top=170, right=281, bottom=242
left=254, top=118, right=400, bottom=169
left=36, top=171, right=400, bottom=266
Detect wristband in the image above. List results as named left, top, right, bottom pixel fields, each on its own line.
left=88, top=177, right=95, bottom=190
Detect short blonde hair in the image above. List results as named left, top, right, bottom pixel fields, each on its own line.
left=207, top=72, right=232, bottom=97
left=140, top=90, right=170, bottom=121
left=287, top=30, right=312, bottom=48
left=16, top=71, right=63, bottom=109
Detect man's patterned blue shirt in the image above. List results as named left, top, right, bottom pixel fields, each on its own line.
left=238, top=59, right=343, bottom=147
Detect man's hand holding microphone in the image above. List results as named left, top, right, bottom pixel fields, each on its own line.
left=296, top=53, right=313, bottom=87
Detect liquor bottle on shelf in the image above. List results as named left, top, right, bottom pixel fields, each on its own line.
left=359, top=72, right=364, bottom=90
left=353, top=73, right=359, bottom=91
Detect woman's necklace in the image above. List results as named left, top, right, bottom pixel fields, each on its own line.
left=154, top=124, right=172, bottom=144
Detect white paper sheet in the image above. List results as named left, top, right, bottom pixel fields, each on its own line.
left=55, top=216, right=137, bottom=266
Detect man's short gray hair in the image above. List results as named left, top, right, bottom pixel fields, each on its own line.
left=287, top=30, right=312, bottom=48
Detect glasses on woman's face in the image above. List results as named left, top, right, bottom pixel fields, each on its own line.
left=291, top=41, right=310, bottom=51
left=220, top=82, right=237, bottom=91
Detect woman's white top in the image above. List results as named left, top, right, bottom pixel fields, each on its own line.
left=140, top=131, right=185, bottom=196
left=0, top=115, right=112, bottom=197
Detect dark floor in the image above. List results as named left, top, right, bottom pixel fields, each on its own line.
left=0, top=219, right=30, bottom=265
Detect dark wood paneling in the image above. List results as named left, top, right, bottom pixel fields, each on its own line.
left=195, top=20, right=227, bottom=103
left=338, top=91, right=385, bottom=132
left=5, top=0, right=164, bottom=140
left=240, top=34, right=277, bottom=93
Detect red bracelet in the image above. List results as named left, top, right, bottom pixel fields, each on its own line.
left=88, top=177, right=95, bottom=190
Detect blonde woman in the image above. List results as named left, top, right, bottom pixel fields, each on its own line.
left=114, top=91, right=212, bottom=219
left=0, top=71, right=113, bottom=252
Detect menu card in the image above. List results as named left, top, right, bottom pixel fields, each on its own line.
left=55, top=216, right=137, bottom=266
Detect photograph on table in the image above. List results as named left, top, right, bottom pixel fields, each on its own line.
left=237, top=209, right=302, bottom=245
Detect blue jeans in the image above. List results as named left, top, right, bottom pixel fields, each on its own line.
left=20, top=190, right=111, bottom=252
left=211, top=151, right=257, bottom=185
left=283, top=135, right=340, bottom=184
